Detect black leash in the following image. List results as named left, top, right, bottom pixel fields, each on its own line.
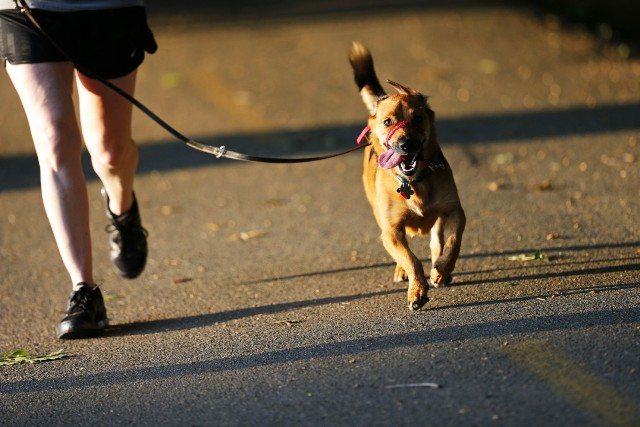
left=14, top=0, right=368, bottom=163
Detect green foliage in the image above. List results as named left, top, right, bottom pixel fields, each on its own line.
left=508, top=250, right=550, bottom=262
left=0, top=349, right=68, bottom=366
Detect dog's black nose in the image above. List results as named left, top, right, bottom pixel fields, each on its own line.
left=398, top=138, right=420, bottom=154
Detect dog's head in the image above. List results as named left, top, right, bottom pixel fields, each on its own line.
left=365, top=81, right=437, bottom=176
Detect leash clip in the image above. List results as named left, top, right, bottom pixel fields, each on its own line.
left=14, top=0, right=26, bottom=12
left=216, top=145, right=227, bottom=158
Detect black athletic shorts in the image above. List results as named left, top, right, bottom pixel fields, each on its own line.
left=0, top=6, right=157, bottom=79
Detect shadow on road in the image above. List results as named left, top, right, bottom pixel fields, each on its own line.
left=457, top=262, right=640, bottom=287
left=1, top=304, right=637, bottom=394
left=242, top=241, right=640, bottom=285
left=1, top=102, right=638, bottom=193
left=434, top=281, right=640, bottom=310
left=104, top=288, right=402, bottom=337
left=106, top=276, right=639, bottom=339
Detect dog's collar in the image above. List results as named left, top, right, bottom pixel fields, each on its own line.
left=395, top=150, right=445, bottom=200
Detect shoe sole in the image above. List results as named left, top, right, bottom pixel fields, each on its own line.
left=114, top=265, right=145, bottom=279
left=57, top=319, right=109, bottom=340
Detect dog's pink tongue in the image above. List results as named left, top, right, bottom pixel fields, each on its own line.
left=378, top=149, right=405, bottom=169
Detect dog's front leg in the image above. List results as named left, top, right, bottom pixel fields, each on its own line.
left=381, top=227, right=429, bottom=310
left=430, top=207, right=466, bottom=286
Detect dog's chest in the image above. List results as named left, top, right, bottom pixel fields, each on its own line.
left=404, top=192, right=429, bottom=217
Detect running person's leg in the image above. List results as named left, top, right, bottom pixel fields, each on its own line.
left=6, top=61, right=95, bottom=288
left=6, top=61, right=107, bottom=338
left=76, top=69, right=148, bottom=279
left=76, top=70, right=138, bottom=215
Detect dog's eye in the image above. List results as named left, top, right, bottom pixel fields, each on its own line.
left=413, top=116, right=423, bottom=124
left=383, top=118, right=392, bottom=126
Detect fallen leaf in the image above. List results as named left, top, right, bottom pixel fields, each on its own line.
left=172, top=277, right=193, bottom=284
left=546, top=233, right=559, bottom=241
left=274, top=320, right=304, bottom=326
left=230, top=230, right=267, bottom=241
left=494, top=153, right=515, bottom=165
left=263, top=199, right=288, bottom=207
left=160, top=72, right=183, bottom=89
left=488, top=181, right=502, bottom=192
left=477, top=59, right=499, bottom=75
left=0, top=349, right=68, bottom=366
left=533, top=180, right=553, bottom=191
left=103, top=294, right=122, bottom=302
left=508, top=250, right=550, bottom=262
left=206, top=223, right=220, bottom=232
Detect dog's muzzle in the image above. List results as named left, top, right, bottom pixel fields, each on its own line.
left=383, top=121, right=422, bottom=174
left=395, top=136, right=421, bottom=155
left=355, top=121, right=423, bottom=174
left=384, top=121, right=420, bottom=148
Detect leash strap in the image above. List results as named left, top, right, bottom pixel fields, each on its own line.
left=14, top=0, right=368, bottom=164
left=356, top=125, right=370, bottom=145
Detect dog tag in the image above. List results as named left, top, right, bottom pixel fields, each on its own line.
left=397, top=181, right=414, bottom=199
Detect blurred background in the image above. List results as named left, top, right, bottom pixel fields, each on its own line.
left=147, top=0, right=639, bottom=41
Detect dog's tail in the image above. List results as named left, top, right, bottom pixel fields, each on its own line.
left=349, top=41, right=385, bottom=115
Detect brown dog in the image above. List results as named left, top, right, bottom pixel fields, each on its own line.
left=349, top=42, right=466, bottom=310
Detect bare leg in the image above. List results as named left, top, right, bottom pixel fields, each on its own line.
left=75, top=70, right=138, bottom=215
left=6, top=62, right=93, bottom=288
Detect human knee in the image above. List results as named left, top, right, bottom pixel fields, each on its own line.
left=89, top=136, right=138, bottom=170
left=32, top=116, right=82, bottom=172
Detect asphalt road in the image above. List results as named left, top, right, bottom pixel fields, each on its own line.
left=1, top=1, right=639, bottom=425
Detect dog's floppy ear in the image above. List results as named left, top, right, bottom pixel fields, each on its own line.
left=387, top=80, right=420, bottom=96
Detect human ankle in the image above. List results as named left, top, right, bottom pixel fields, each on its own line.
left=73, top=282, right=97, bottom=291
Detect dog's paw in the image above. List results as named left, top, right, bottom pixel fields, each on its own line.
left=409, top=294, right=429, bottom=311
left=393, top=265, right=408, bottom=282
left=428, top=274, right=452, bottom=288
left=407, top=287, right=429, bottom=311
left=430, top=267, right=452, bottom=288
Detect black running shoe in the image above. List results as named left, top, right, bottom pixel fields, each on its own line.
left=57, top=283, right=109, bottom=339
left=102, top=188, right=148, bottom=279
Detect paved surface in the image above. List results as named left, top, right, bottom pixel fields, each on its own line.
left=1, top=2, right=639, bottom=425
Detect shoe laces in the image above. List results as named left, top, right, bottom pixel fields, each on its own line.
left=68, top=287, right=93, bottom=313
left=105, top=218, right=148, bottom=245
